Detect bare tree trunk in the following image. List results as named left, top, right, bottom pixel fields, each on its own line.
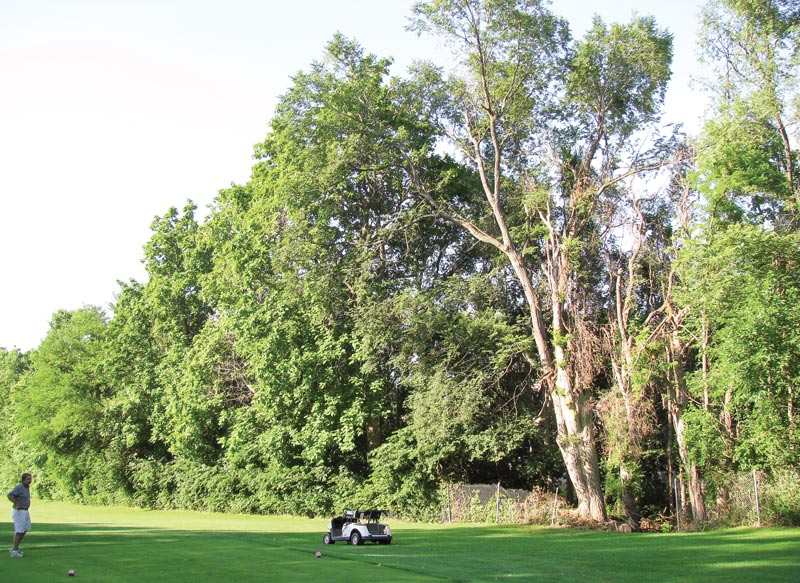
left=551, top=367, right=606, bottom=521
left=774, top=113, right=798, bottom=210
left=685, top=463, right=706, bottom=523
left=668, top=327, right=707, bottom=523
left=603, top=213, right=655, bottom=529
left=511, top=247, right=607, bottom=522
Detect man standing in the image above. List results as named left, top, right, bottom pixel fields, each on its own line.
left=7, top=473, right=32, bottom=558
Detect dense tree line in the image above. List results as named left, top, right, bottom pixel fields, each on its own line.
left=2, top=0, right=798, bottom=526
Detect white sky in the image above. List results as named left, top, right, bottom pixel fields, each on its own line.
left=0, top=0, right=707, bottom=351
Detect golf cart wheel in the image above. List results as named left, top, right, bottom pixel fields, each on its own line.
left=323, top=533, right=334, bottom=545
left=349, top=531, right=363, bottom=546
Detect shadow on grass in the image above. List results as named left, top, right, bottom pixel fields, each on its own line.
left=384, top=526, right=800, bottom=583
left=4, top=522, right=799, bottom=583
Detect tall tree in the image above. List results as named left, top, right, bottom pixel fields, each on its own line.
left=601, top=167, right=682, bottom=527
left=192, top=34, right=559, bottom=514
left=13, top=307, right=113, bottom=499
left=677, top=227, right=800, bottom=470
left=191, top=36, right=474, bottom=512
left=407, top=0, right=673, bottom=520
left=140, top=202, right=214, bottom=459
left=670, top=0, right=800, bottom=520
left=103, top=280, right=175, bottom=506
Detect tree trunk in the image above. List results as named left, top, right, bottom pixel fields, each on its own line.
left=619, top=463, right=641, bottom=530
left=685, top=462, right=706, bottom=523
left=410, top=165, right=608, bottom=521
left=669, top=414, right=703, bottom=520
left=551, top=361, right=606, bottom=521
left=610, top=358, right=644, bottom=528
left=607, top=263, right=646, bottom=528
left=507, top=241, right=606, bottom=522
left=669, top=328, right=707, bottom=523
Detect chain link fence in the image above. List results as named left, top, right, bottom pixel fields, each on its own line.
left=716, top=470, right=764, bottom=526
left=695, top=469, right=800, bottom=528
left=442, top=483, right=566, bottom=525
left=441, top=469, right=800, bottom=529
left=672, top=470, right=765, bottom=529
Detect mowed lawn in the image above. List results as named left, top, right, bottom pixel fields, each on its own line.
left=3, top=501, right=799, bottom=583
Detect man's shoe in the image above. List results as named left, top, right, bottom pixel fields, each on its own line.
left=10, top=550, right=23, bottom=557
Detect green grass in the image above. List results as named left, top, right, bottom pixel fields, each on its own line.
left=3, top=501, right=799, bottom=582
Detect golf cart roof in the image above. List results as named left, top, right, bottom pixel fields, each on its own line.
left=344, top=509, right=385, bottom=520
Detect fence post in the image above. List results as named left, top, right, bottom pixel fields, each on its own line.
left=496, top=482, right=501, bottom=524
left=550, top=487, right=559, bottom=526
left=446, top=483, right=452, bottom=523
left=753, top=469, right=761, bottom=527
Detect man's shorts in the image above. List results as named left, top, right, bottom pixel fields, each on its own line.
left=11, top=509, right=31, bottom=533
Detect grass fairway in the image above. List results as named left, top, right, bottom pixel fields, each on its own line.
left=3, top=501, right=799, bottom=582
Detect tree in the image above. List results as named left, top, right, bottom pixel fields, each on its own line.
left=189, top=36, right=473, bottom=513
left=140, top=202, right=215, bottom=459
left=13, top=307, right=113, bottom=500
left=667, top=0, right=800, bottom=521
left=601, top=164, right=683, bottom=527
left=142, top=202, right=212, bottom=347
left=675, top=225, right=800, bottom=516
left=185, top=34, right=561, bottom=514
left=0, top=348, right=30, bottom=488
left=99, top=202, right=215, bottom=507
left=697, top=0, right=799, bottom=223
left=407, top=0, right=673, bottom=520
left=103, top=279, right=175, bottom=507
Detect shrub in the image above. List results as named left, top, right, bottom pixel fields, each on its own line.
left=762, top=469, right=800, bottom=526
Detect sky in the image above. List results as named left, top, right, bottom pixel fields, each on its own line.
left=0, top=0, right=708, bottom=352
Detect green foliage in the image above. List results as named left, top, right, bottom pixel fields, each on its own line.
left=363, top=428, right=442, bottom=520
left=411, top=0, right=571, bottom=127
left=126, top=456, right=175, bottom=509
left=568, top=15, right=673, bottom=138
left=666, top=0, right=800, bottom=522
left=695, top=103, right=792, bottom=224
left=678, top=226, right=800, bottom=473
left=697, top=0, right=799, bottom=224
left=3, top=1, right=798, bottom=527
left=12, top=307, right=117, bottom=500
left=0, top=348, right=31, bottom=488
left=143, top=202, right=212, bottom=346
left=763, top=469, right=800, bottom=526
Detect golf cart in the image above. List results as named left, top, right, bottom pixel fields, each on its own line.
left=322, top=509, right=392, bottom=545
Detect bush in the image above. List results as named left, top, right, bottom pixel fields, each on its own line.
left=520, top=487, right=561, bottom=525
left=762, top=469, right=800, bottom=526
